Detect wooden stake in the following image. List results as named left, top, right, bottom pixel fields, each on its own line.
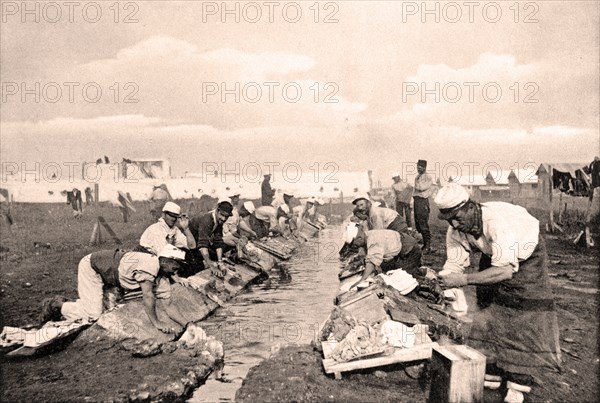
left=90, top=222, right=100, bottom=245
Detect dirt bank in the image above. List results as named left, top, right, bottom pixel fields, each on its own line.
left=237, top=218, right=599, bottom=402
left=0, top=200, right=254, bottom=402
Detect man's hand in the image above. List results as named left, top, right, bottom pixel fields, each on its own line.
left=155, top=321, right=182, bottom=334
left=439, top=273, right=468, bottom=288
left=173, top=275, right=190, bottom=287
left=176, top=215, right=190, bottom=231
left=208, top=261, right=224, bottom=278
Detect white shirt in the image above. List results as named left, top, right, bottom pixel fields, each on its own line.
left=443, top=202, right=539, bottom=273
left=139, top=218, right=188, bottom=255
left=365, top=230, right=403, bottom=267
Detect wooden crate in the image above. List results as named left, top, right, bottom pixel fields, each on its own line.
left=322, top=325, right=436, bottom=380
left=428, top=345, right=486, bottom=403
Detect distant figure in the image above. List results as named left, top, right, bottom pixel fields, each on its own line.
left=261, top=174, right=275, bottom=206
left=413, top=160, right=434, bottom=253
left=85, top=187, right=94, bottom=205
left=104, top=156, right=110, bottom=163
left=67, top=188, right=83, bottom=218
left=0, top=189, right=13, bottom=226
left=392, top=173, right=413, bottom=228
left=149, top=184, right=171, bottom=221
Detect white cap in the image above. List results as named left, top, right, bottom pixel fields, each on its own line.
left=158, top=244, right=186, bottom=260
left=315, top=198, right=325, bottom=206
left=162, top=202, right=181, bottom=216
left=243, top=201, right=255, bottom=214
left=434, top=183, right=469, bottom=219
left=391, top=172, right=401, bottom=178
left=343, top=222, right=359, bottom=244
left=351, top=192, right=371, bottom=205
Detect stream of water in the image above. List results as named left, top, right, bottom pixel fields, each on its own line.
left=189, top=227, right=342, bottom=402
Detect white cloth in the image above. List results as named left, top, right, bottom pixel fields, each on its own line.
left=139, top=218, right=188, bottom=255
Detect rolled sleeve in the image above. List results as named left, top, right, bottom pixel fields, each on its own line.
left=443, top=228, right=471, bottom=274
left=173, top=228, right=188, bottom=249
left=366, top=239, right=385, bottom=267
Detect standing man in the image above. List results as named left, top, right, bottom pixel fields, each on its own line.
left=84, top=187, right=94, bottom=205
left=261, top=174, right=275, bottom=206
left=434, top=183, right=561, bottom=402
left=413, top=160, right=434, bottom=253
left=392, top=173, right=413, bottom=228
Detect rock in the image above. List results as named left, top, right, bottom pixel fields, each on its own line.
left=563, top=338, right=575, bottom=343
left=24, top=282, right=32, bottom=288
left=373, top=370, right=387, bottom=379
left=121, top=339, right=162, bottom=357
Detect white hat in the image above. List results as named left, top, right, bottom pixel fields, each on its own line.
left=243, top=201, right=255, bottom=214
left=434, top=183, right=469, bottom=219
left=351, top=192, right=370, bottom=205
left=162, top=202, right=181, bottom=216
left=315, top=198, right=325, bottom=206
left=391, top=172, right=401, bottom=178
left=342, top=222, right=359, bottom=244
left=158, top=244, right=186, bottom=260
left=279, top=204, right=290, bottom=214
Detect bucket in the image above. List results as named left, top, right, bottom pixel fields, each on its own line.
left=298, top=220, right=320, bottom=240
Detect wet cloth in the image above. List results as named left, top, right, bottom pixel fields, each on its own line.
left=466, top=237, right=562, bottom=374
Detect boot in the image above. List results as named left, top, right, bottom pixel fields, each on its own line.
left=504, top=380, right=532, bottom=403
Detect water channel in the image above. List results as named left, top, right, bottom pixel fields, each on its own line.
left=190, top=227, right=342, bottom=402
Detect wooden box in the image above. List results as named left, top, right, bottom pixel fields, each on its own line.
left=428, top=344, right=486, bottom=403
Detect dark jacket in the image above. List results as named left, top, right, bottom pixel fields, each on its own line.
left=190, top=211, right=225, bottom=250
left=261, top=179, right=275, bottom=206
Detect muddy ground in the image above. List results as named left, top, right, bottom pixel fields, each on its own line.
left=0, top=199, right=223, bottom=402
left=237, top=210, right=599, bottom=403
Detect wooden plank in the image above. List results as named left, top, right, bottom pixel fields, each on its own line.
left=322, top=342, right=439, bottom=375
left=428, top=345, right=486, bottom=403
left=98, top=216, right=122, bottom=244
left=387, top=308, right=420, bottom=326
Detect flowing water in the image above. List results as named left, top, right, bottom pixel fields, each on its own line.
left=190, top=227, right=342, bottom=402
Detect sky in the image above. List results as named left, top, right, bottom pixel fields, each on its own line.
left=1, top=0, right=599, bottom=183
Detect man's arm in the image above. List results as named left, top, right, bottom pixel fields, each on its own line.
left=414, top=174, right=433, bottom=191
left=440, top=265, right=513, bottom=288
left=175, top=216, right=196, bottom=249
left=140, top=280, right=174, bottom=333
